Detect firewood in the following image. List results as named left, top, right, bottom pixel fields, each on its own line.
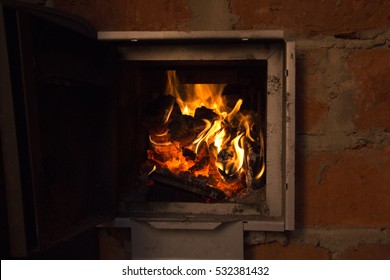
left=169, top=115, right=206, bottom=146
left=142, top=95, right=179, bottom=134
left=182, top=147, right=196, bottom=161
left=189, top=156, right=210, bottom=173
left=244, top=137, right=264, bottom=189
left=148, top=169, right=226, bottom=201
left=194, top=106, right=219, bottom=122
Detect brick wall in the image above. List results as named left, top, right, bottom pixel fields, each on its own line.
left=51, top=0, right=390, bottom=259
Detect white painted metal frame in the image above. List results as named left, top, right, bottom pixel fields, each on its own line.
left=98, top=31, right=295, bottom=231
left=98, top=30, right=285, bottom=41
left=285, top=42, right=296, bottom=230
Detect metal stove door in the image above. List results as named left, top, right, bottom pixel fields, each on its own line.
left=130, top=219, right=243, bottom=259
left=0, top=2, right=116, bottom=257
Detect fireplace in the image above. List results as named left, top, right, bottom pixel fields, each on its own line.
left=1, top=3, right=295, bottom=258
left=98, top=31, right=295, bottom=231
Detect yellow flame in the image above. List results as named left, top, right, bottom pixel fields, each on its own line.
left=255, top=130, right=265, bottom=180
left=193, top=119, right=212, bottom=154
left=228, top=133, right=245, bottom=175
left=214, top=128, right=226, bottom=153
left=155, top=130, right=170, bottom=137
left=149, top=135, right=171, bottom=146
left=148, top=165, right=157, bottom=175
left=227, top=99, right=243, bottom=122
left=166, top=70, right=227, bottom=116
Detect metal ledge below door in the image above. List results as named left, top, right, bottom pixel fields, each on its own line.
left=130, top=219, right=243, bottom=260
left=98, top=217, right=286, bottom=232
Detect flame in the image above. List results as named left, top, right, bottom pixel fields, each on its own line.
left=255, top=130, right=266, bottom=180
left=147, top=70, right=265, bottom=197
left=216, top=133, right=245, bottom=176
left=148, top=165, right=157, bottom=175
left=166, top=71, right=227, bottom=117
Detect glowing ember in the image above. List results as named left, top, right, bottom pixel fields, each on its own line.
left=143, top=70, right=265, bottom=199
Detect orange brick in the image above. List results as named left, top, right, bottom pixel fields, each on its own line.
left=245, top=242, right=331, bottom=260
left=54, top=1, right=390, bottom=35
left=340, top=244, right=390, bottom=260
left=296, top=96, right=328, bottom=134
left=296, top=147, right=390, bottom=227
left=348, top=49, right=390, bottom=131
left=53, top=0, right=191, bottom=31
left=296, top=49, right=329, bottom=134
left=231, top=0, right=390, bottom=35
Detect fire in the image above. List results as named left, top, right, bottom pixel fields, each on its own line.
left=166, top=71, right=226, bottom=117
left=145, top=70, right=265, bottom=198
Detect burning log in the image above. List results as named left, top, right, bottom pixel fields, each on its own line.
left=194, top=106, right=219, bottom=122
left=189, top=156, right=210, bottom=173
left=244, top=137, right=265, bottom=189
left=187, top=141, right=210, bottom=176
left=143, top=94, right=209, bottom=147
left=182, top=147, right=196, bottom=161
left=142, top=95, right=180, bottom=135
left=216, top=149, right=237, bottom=183
left=169, top=114, right=206, bottom=146
left=148, top=169, right=226, bottom=201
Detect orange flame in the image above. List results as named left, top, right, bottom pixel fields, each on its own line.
left=147, top=70, right=265, bottom=197
left=166, top=71, right=227, bottom=117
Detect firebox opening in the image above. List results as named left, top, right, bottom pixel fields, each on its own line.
left=118, top=60, right=268, bottom=205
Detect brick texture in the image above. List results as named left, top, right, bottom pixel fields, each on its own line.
left=296, top=49, right=329, bottom=134
left=245, top=243, right=331, bottom=260
left=231, top=0, right=390, bottom=35
left=296, top=147, right=390, bottom=227
left=348, top=49, right=390, bottom=131
left=53, top=0, right=191, bottom=31
left=340, top=244, right=390, bottom=260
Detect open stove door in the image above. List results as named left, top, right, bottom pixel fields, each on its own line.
left=0, top=1, right=116, bottom=257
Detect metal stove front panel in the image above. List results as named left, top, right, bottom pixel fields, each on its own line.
left=131, top=219, right=243, bottom=259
